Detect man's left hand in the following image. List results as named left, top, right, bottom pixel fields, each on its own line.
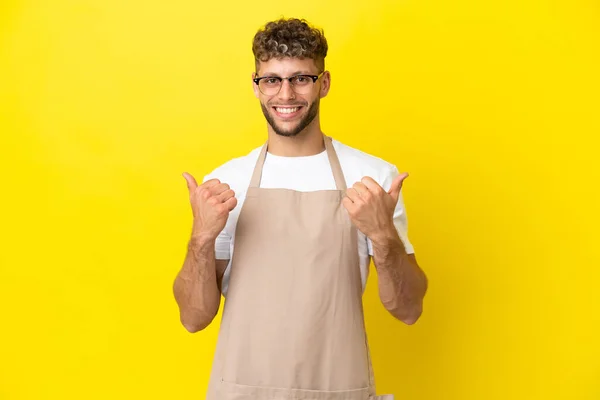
left=342, top=173, right=409, bottom=244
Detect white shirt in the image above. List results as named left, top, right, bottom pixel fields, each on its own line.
left=203, top=138, right=415, bottom=296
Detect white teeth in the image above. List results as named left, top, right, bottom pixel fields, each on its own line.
left=276, top=107, right=299, bottom=114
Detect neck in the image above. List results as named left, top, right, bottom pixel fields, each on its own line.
left=266, top=116, right=325, bottom=157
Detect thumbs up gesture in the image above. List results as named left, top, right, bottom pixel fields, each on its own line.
left=182, top=172, right=237, bottom=241
left=342, top=172, right=409, bottom=243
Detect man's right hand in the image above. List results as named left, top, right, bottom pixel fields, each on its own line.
left=182, top=172, right=237, bottom=241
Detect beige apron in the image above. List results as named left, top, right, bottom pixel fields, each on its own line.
left=206, top=136, right=393, bottom=400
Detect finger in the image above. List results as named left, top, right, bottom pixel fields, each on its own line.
left=342, top=196, right=357, bottom=213
left=360, top=176, right=383, bottom=193
left=200, top=178, right=221, bottom=189
left=223, top=196, right=238, bottom=211
left=182, top=172, right=198, bottom=191
left=216, top=189, right=235, bottom=203
left=352, top=182, right=369, bottom=196
left=345, top=188, right=362, bottom=203
left=208, top=183, right=231, bottom=196
left=388, top=173, right=409, bottom=203
left=196, top=179, right=221, bottom=199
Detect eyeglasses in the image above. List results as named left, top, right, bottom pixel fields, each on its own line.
left=253, top=72, right=325, bottom=96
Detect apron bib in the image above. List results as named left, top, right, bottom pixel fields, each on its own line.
left=206, top=136, right=393, bottom=400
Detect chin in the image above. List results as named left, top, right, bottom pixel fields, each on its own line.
left=270, top=118, right=303, bottom=137
left=273, top=127, right=302, bottom=137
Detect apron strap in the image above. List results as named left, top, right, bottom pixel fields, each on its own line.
left=249, top=140, right=269, bottom=188
left=249, top=135, right=347, bottom=190
left=324, top=135, right=347, bottom=191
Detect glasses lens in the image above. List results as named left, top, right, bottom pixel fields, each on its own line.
left=259, top=78, right=281, bottom=95
left=290, top=75, right=314, bottom=94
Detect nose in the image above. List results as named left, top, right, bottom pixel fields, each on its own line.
left=277, top=79, right=295, bottom=100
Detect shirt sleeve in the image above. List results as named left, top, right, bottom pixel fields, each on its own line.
left=367, top=165, right=415, bottom=255
left=202, top=174, right=233, bottom=260
left=214, top=229, right=232, bottom=260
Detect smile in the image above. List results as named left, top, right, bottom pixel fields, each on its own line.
left=273, top=106, right=303, bottom=118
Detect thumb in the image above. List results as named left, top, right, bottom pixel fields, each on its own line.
left=182, top=172, right=198, bottom=193
left=388, top=172, right=408, bottom=204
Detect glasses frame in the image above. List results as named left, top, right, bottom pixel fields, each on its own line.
left=253, top=71, right=325, bottom=95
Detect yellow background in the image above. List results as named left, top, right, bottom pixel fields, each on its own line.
left=1, top=0, right=599, bottom=399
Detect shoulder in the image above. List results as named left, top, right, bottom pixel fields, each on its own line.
left=202, top=145, right=262, bottom=191
left=331, top=137, right=399, bottom=190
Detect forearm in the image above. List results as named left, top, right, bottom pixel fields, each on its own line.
left=371, top=228, right=428, bottom=325
left=173, top=235, right=221, bottom=332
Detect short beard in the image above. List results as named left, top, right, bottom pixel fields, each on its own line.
left=261, top=99, right=319, bottom=137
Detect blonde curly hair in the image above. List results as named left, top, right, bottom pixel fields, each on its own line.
left=252, top=18, right=328, bottom=72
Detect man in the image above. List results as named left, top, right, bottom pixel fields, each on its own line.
left=173, top=18, right=428, bottom=400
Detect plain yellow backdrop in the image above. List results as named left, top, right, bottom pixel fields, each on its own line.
left=1, top=0, right=599, bottom=399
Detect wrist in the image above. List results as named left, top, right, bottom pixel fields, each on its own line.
left=191, top=220, right=218, bottom=243
left=189, top=232, right=216, bottom=250
left=370, top=223, right=400, bottom=248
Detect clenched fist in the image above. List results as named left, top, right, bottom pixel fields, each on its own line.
left=182, top=172, right=237, bottom=241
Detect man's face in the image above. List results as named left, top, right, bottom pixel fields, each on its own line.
left=253, top=57, right=330, bottom=137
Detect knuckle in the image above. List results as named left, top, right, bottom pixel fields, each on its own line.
left=217, top=204, right=229, bottom=216
left=200, top=180, right=218, bottom=190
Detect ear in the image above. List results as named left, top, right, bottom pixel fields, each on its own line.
left=320, top=70, right=331, bottom=99
left=252, top=72, right=260, bottom=99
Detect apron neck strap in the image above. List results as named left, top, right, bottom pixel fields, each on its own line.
left=249, top=135, right=347, bottom=190
left=324, top=136, right=347, bottom=190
